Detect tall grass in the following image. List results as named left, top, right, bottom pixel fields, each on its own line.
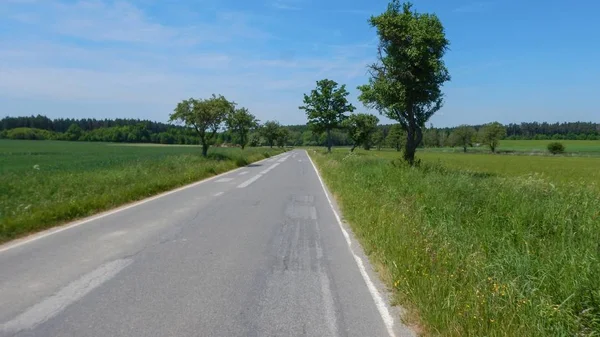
left=310, top=150, right=600, bottom=336
left=0, top=140, right=284, bottom=243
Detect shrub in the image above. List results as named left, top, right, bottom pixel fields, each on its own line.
left=547, top=142, right=565, bottom=155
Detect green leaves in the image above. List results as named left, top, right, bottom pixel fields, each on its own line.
left=479, top=122, right=507, bottom=153
left=170, top=94, right=235, bottom=156
left=359, top=1, right=450, bottom=163
left=451, top=125, right=477, bottom=152
left=260, top=121, right=281, bottom=148
left=300, top=78, right=356, bottom=151
left=343, top=113, right=380, bottom=151
left=227, top=107, right=258, bottom=149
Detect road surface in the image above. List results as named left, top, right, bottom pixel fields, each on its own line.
left=0, top=150, right=413, bottom=337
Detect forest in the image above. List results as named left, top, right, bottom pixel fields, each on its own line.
left=2, top=115, right=599, bottom=148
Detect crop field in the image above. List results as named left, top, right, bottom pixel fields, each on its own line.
left=0, top=140, right=283, bottom=243
left=422, top=139, right=600, bottom=155
left=310, top=148, right=600, bottom=336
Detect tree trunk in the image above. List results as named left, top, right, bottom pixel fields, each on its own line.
left=463, top=145, right=467, bottom=153
left=404, top=132, right=416, bottom=165
left=403, top=126, right=422, bottom=165
left=202, top=143, right=209, bottom=157
left=326, top=129, right=332, bottom=153
left=351, top=144, right=356, bottom=152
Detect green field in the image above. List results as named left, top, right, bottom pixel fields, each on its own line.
left=310, top=148, right=600, bottom=336
left=423, top=139, right=600, bottom=155
left=0, top=140, right=284, bottom=243
left=371, top=150, right=600, bottom=188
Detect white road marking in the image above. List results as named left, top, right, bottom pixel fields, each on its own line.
left=238, top=171, right=249, bottom=176
left=277, top=156, right=290, bottom=163
left=215, top=178, right=234, bottom=183
left=306, top=150, right=397, bottom=337
left=237, top=174, right=262, bottom=188
left=0, top=259, right=132, bottom=334
left=0, top=154, right=279, bottom=254
left=213, top=192, right=224, bottom=197
left=260, top=162, right=280, bottom=175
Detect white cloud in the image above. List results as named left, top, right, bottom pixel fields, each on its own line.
left=0, top=0, right=376, bottom=124
left=271, top=0, right=301, bottom=10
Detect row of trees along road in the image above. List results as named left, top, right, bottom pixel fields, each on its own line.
left=300, top=1, right=451, bottom=165
left=170, top=95, right=286, bottom=157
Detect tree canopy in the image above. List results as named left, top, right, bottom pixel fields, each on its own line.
left=261, top=121, right=281, bottom=148
left=227, top=107, right=258, bottom=150
left=451, top=125, right=476, bottom=152
left=479, top=122, right=506, bottom=153
left=170, top=95, right=235, bottom=156
left=358, top=1, right=450, bottom=164
left=343, top=113, right=380, bottom=152
left=299, top=79, right=355, bottom=152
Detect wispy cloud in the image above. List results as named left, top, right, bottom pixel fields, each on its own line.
left=453, top=1, right=494, bottom=13
left=271, top=0, right=301, bottom=11
left=0, top=0, right=376, bottom=124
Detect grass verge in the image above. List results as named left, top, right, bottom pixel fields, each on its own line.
left=0, top=140, right=284, bottom=243
left=309, top=149, right=600, bottom=336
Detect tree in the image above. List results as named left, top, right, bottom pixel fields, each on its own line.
left=299, top=79, right=356, bottom=153
left=451, top=125, right=476, bottom=152
left=358, top=1, right=450, bottom=165
left=276, top=127, right=290, bottom=148
left=372, top=129, right=385, bottom=150
left=261, top=121, right=280, bottom=148
left=479, top=122, right=506, bottom=153
left=386, top=124, right=405, bottom=151
left=227, top=107, right=258, bottom=150
left=248, top=133, right=261, bottom=147
left=342, top=113, right=379, bottom=152
left=170, top=95, right=234, bottom=156
left=65, top=123, right=83, bottom=141
left=423, top=126, right=440, bottom=147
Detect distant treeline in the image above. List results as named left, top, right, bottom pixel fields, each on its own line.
left=433, top=122, right=600, bottom=141
left=1, top=115, right=202, bottom=144
left=1, top=115, right=599, bottom=147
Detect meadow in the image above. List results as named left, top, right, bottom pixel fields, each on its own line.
left=0, top=140, right=283, bottom=243
left=372, top=150, right=600, bottom=188
left=310, top=147, right=600, bottom=336
left=423, top=139, right=600, bottom=156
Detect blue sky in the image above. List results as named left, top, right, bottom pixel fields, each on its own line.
left=1, top=0, right=599, bottom=127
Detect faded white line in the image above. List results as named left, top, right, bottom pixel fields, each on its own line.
left=260, top=162, right=280, bottom=175
left=237, top=174, right=262, bottom=188
left=238, top=171, right=249, bottom=176
left=277, top=156, right=290, bottom=163
left=0, top=154, right=278, bottom=254
left=0, top=259, right=132, bottom=334
left=213, top=192, right=224, bottom=197
left=306, top=150, right=397, bottom=337
left=215, top=177, right=234, bottom=183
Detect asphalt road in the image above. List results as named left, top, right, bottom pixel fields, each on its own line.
left=0, top=150, right=414, bottom=337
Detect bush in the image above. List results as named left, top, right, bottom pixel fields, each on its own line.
left=547, top=142, right=565, bottom=155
